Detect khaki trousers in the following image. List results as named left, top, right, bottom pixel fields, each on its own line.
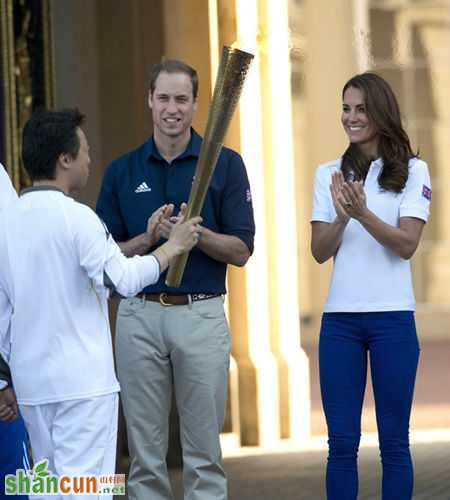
left=116, top=296, right=230, bottom=500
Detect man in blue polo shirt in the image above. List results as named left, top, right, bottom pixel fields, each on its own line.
left=96, top=59, right=255, bottom=500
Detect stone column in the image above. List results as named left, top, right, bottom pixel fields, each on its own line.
left=227, top=0, right=314, bottom=445
left=257, top=0, right=311, bottom=442
left=228, top=0, right=282, bottom=446
left=418, top=22, right=450, bottom=304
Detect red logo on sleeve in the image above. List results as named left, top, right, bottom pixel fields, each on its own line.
left=422, top=185, right=432, bottom=201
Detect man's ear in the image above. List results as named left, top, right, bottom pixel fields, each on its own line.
left=58, top=153, right=71, bottom=170
left=193, top=97, right=198, bottom=112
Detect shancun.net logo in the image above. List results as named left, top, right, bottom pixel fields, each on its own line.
left=5, top=459, right=126, bottom=496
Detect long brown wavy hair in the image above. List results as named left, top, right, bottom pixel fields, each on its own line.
left=341, top=73, right=416, bottom=193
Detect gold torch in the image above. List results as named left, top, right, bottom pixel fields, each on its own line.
left=165, top=46, right=254, bottom=287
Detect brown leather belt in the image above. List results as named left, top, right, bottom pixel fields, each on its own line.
left=135, top=292, right=220, bottom=306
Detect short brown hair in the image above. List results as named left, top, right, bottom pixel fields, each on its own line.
left=149, top=59, right=198, bottom=99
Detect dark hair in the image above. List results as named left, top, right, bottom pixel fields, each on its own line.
left=22, top=108, right=85, bottom=181
left=341, top=72, right=415, bottom=193
left=149, top=59, right=198, bottom=99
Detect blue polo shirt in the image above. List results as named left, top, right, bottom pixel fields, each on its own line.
left=96, top=129, right=255, bottom=294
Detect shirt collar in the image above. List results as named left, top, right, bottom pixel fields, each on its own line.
left=146, top=128, right=202, bottom=162
left=371, top=157, right=383, bottom=168
left=20, top=185, right=67, bottom=196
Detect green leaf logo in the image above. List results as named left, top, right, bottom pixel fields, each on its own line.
left=33, top=459, right=49, bottom=477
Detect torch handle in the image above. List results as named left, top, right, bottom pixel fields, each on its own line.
left=165, top=251, right=189, bottom=288
left=165, top=143, right=223, bottom=288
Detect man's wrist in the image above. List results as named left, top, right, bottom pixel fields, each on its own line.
left=151, top=241, right=180, bottom=273
left=141, top=232, right=154, bottom=251
left=195, top=225, right=207, bottom=249
left=162, top=241, right=182, bottom=259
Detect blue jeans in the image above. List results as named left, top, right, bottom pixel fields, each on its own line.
left=0, top=416, right=29, bottom=499
left=319, top=312, right=420, bottom=500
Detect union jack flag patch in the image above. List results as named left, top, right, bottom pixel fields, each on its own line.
left=422, top=185, right=432, bottom=201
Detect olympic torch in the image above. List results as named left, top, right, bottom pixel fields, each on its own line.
left=165, top=46, right=254, bottom=287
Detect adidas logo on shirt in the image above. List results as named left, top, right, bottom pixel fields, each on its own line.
left=135, top=182, right=151, bottom=193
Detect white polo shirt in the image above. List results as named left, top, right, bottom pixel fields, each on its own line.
left=0, top=187, right=160, bottom=405
left=0, top=164, right=17, bottom=211
left=311, top=157, right=431, bottom=312
left=0, top=165, right=17, bottom=390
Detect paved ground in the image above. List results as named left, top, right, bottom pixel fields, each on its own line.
left=164, top=438, right=450, bottom=499
left=116, top=339, right=450, bottom=499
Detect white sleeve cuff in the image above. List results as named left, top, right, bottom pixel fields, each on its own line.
left=399, top=207, right=429, bottom=222
left=114, top=255, right=160, bottom=297
left=311, top=210, right=334, bottom=223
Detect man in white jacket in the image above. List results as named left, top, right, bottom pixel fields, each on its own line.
left=0, top=166, right=17, bottom=209
left=0, top=109, right=201, bottom=500
left=0, top=164, right=18, bottom=405
left=0, top=165, right=30, bottom=500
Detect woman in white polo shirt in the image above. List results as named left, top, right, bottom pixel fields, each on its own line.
left=311, top=73, right=431, bottom=500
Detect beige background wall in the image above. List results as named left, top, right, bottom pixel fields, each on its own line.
left=51, top=0, right=164, bottom=207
